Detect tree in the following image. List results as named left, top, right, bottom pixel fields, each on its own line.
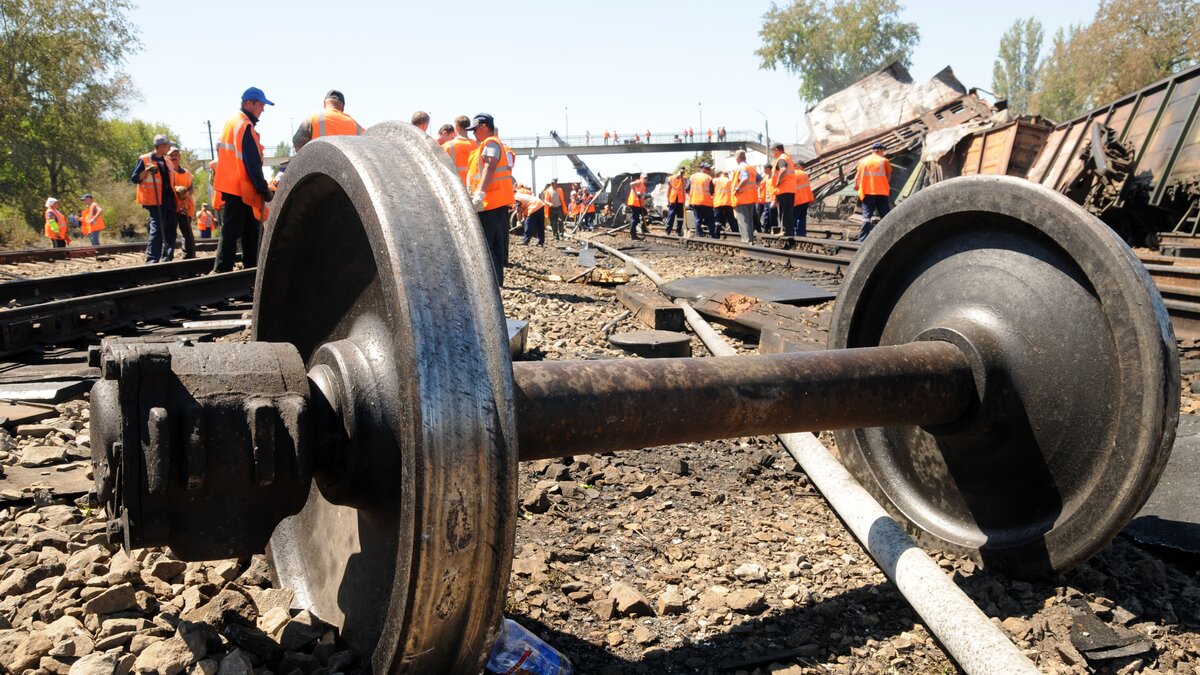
left=271, top=141, right=292, bottom=177
left=1033, top=0, right=1198, bottom=122
left=992, top=18, right=1043, bottom=116
left=0, top=0, right=139, bottom=228
left=757, top=0, right=920, bottom=102
left=677, top=151, right=714, bottom=175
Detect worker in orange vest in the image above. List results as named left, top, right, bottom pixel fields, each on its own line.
left=195, top=203, right=216, bottom=239
left=582, top=190, right=597, bottom=230
left=542, top=178, right=566, bottom=241
left=688, top=163, right=716, bottom=238
left=664, top=167, right=687, bottom=237
left=770, top=143, right=798, bottom=246
left=443, top=115, right=479, bottom=187
left=44, top=198, right=69, bottom=247
left=130, top=134, right=178, bottom=262
left=712, top=171, right=733, bottom=236
left=79, top=193, right=105, bottom=246
left=855, top=142, right=892, bottom=241
left=731, top=150, right=759, bottom=244
left=465, top=112, right=515, bottom=286
left=626, top=173, right=647, bottom=240
left=213, top=86, right=273, bottom=273
left=515, top=191, right=547, bottom=246
left=293, top=90, right=364, bottom=153
left=167, top=147, right=198, bottom=259
left=793, top=160, right=814, bottom=238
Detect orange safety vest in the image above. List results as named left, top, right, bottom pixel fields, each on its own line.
left=209, top=160, right=224, bottom=211
left=757, top=180, right=767, bottom=205
left=794, top=166, right=814, bottom=205
left=627, top=179, right=646, bottom=208
left=688, top=173, right=713, bottom=207
left=442, top=136, right=478, bottom=186
left=44, top=208, right=67, bottom=240
left=135, top=153, right=176, bottom=206
left=466, top=136, right=515, bottom=210
left=713, top=176, right=732, bottom=208
left=214, top=110, right=267, bottom=221
left=772, top=153, right=796, bottom=194
left=732, top=165, right=758, bottom=207
left=81, top=203, right=106, bottom=235
left=196, top=210, right=215, bottom=231
left=586, top=198, right=596, bottom=214
left=667, top=175, right=685, bottom=204
left=856, top=153, right=891, bottom=199
left=174, top=167, right=194, bottom=216
left=309, top=108, right=364, bottom=140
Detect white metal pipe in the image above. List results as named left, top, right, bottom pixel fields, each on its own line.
left=586, top=239, right=1039, bottom=675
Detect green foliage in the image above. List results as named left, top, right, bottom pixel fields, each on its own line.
left=756, top=0, right=920, bottom=102
left=1033, top=0, right=1199, bottom=122
left=677, top=151, right=714, bottom=174
left=0, top=0, right=139, bottom=232
left=992, top=18, right=1043, bottom=116
left=270, top=141, right=291, bottom=177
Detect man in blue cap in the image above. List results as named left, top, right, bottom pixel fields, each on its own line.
left=213, top=86, right=274, bottom=273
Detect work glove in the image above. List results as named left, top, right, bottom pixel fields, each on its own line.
left=261, top=190, right=273, bottom=204
left=472, top=191, right=486, bottom=212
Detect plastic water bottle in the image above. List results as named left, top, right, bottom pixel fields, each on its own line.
left=484, top=618, right=574, bottom=675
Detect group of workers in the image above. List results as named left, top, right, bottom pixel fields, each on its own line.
left=511, top=178, right=601, bottom=246
left=44, top=83, right=891, bottom=285
left=635, top=140, right=891, bottom=244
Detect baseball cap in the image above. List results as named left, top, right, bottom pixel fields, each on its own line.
left=80, top=193, right=93, bottom=200
left=241, top=86, right=275, bottom=105
left=325, top=89, right=345, bottom=103
left=466, top=113, right=494, bottom=131
left=152, top=134, right=170, bottom=147
left=871, top=141, right=885, bottom=150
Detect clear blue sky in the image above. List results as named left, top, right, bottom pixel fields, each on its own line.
left=125, top=0, right=1097, bottom=186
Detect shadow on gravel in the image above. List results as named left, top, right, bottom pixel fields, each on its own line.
left=513, top=582, right=932, bottom=674
left=511, top=533, right=1199, bottom=674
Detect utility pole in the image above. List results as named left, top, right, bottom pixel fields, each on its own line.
left=206, top=121, right=216, bottom=161
left=698, top=102, right=703, bottom=137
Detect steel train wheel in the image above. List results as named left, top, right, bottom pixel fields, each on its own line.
left=253, top=122, right=517, bottom=673
left=829, top=175, right=1179, bottom=577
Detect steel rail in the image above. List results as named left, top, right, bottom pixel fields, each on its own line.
left=0, top=256, right=221, bottom=307
left=0, top=269, right=254, bottom=355
left=641, top=231, right=853, bottom=274
left=0, top=240, right=218, bottom=266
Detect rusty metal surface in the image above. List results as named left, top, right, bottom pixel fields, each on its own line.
left=513, top=343, right=975, bottom=461
left=88, top=340, right=312, bottom=559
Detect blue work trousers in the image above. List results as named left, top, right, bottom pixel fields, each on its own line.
left=692, top=205, right=716, bottom=238
left=859, top=195, right=891, bottom=241
left=664, top=202, right=685, bottom=236
left=144, top=205, right=177, bottom=263
left=523, top=211, right=545, bottom=246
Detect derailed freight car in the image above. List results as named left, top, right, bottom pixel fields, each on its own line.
left=1025, top=63, right=1200, bottom=246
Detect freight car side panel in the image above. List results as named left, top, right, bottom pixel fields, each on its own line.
left=1138, top=77, right=1200, bottom=202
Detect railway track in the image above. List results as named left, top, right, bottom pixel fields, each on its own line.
left=0, top=239, right=218, bottom=266
left=0, top=268, right=253, bottom=355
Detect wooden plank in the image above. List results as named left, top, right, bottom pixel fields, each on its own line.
left=689, top=292, right=831, bottom=344
left=759, top=324, right=827, bottom=354
left=616, top=286, right=685, bottom=331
